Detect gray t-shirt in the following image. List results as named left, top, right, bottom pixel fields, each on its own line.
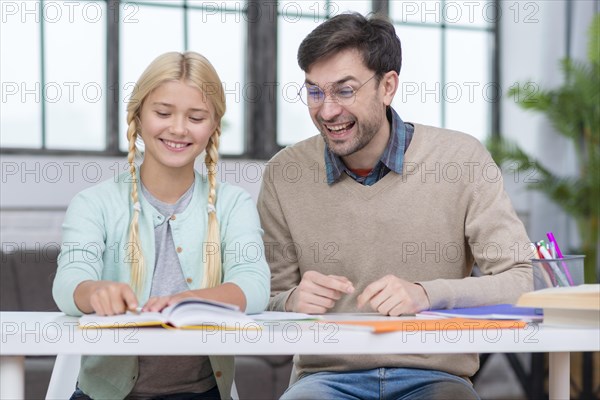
left=128, top=182, right=216, bottom=398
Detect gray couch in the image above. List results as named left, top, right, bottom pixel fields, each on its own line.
left=0, top=249, right=292, bottom=399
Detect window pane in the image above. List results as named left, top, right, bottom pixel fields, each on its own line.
left=392, top=25, right=441, bottom=127
left=390, top=1, right=493, bottom=27
left=45, top=1, right=106, bottom=150
left=277, top=17, right=322, bottom=146
left=1, top=2, right=42, bottom=148
left=330, top=1, right=371, bottom=15
left=443, top=1, right=494, bottom=27
left=390, top=0, right=442, bottom=24
left=188, top=8, right=245, bottom=155
left=187, top=0, right=243, bottom=8
left=133, top=0, right=184, bottom=5
left=279, top=0, right=327, bottom=21
left=119, top=5, right=184, bottom=151
left=445, top=29, right=491, bottom=140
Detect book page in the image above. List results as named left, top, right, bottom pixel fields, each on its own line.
left=168, top=302, right=252, bottom=328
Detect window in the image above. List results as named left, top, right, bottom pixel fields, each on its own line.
left=390, top=0, right=496, bottom=141
left=1, top=0, right=246, bottom=155
left=1, top=0, right=106, bottom=150
left=119, top=1, right=246, bottom=154
left=1, top=0, right=497, bottom=157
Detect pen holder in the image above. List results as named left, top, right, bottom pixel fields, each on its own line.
left=532, top=255, right=585, bottom=290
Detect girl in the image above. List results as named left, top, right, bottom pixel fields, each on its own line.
left=53, top=52, right=270, bottom=399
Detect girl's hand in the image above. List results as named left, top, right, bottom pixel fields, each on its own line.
left=143, top=283, right=247, bottom=312
left=75, top=280, right=138, bottom=316
left=142, top=291, right=195, bottom=312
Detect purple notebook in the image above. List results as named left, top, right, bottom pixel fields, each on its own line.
left=421, top=304, right=543, bottom=321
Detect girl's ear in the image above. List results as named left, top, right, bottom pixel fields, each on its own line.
left=380, top=71, right=399, bottom=107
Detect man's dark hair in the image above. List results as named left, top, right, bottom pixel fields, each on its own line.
left=297, top=12, right=402, bottom=76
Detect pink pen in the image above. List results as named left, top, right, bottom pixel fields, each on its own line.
left=546, top=232, right=574, bottom=285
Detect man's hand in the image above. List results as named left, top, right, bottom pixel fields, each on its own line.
left=286, top=270, right=354, bottom=314
left=356, top=275, right=430, bottom=316
left=75, top=280, right=138, bottom=316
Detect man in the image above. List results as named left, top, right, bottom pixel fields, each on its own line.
left=257, top=12, right=532, bottom=399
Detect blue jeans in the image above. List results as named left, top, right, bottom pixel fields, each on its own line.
left=280, top=368, right=480, bottom=400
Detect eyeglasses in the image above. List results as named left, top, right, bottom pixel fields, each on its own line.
left=298, top=74, right=378, bottom=108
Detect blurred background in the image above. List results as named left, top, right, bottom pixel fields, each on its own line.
left=1, top=1, right=599, bottom=399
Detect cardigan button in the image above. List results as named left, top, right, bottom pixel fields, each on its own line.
left=186, top=277, right=193, bottom=284
left=170, top=215, right=176, bottom=221
left=176, top=246, right=183, bottom=253
left=215, top=371, right=222, bottom=378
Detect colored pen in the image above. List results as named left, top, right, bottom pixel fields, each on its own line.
left=530, top=242, right=541, bottom=259
left=535, top=241, right=558, bottom=286
left=549, top=242, right=557, bottom=258
left=546, top=232, right=574, bottom=285
left=537, top=242, right=569, bottom=286
left=538, top=240, right=548, bottom=255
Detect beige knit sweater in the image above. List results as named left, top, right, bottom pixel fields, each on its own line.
left=257, top=123, right=533, bottom=378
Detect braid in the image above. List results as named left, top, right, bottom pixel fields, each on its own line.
left=202, top=127, right=222, bottom=288
left=126, top=118, right=145, bottom=295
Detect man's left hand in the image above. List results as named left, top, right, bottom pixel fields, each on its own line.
left=356, top=275, right=430, bottom=316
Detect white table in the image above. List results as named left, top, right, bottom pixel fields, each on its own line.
left=1, top=312, right=598, bottom=399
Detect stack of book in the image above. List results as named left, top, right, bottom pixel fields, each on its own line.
left=516, top=284, right=600, bottom=328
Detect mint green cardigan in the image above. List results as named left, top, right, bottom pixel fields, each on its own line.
left=53, top=171, right=270, bottom=399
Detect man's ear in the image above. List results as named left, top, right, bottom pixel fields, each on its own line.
left=380, top=71, right=399, bottom=106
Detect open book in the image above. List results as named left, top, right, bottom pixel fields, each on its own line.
left=516, top=284, right=600, bottom=328
left=79, top=298, right=255, bottom=330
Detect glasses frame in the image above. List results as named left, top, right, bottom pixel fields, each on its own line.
left=298, top=73, right=379, bottom=108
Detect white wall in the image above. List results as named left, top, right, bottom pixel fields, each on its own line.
left=500, top=0, right=597, bottom=252
left=0, top=156, right=266, bottom=248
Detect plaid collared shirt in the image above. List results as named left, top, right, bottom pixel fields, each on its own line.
left=324, top=107, right=414, bottom=186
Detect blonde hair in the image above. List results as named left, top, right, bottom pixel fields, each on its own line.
left=125, top=52, right=226, bottom=294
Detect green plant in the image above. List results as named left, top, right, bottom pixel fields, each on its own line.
left=488, top=14, right=599, bottom=283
